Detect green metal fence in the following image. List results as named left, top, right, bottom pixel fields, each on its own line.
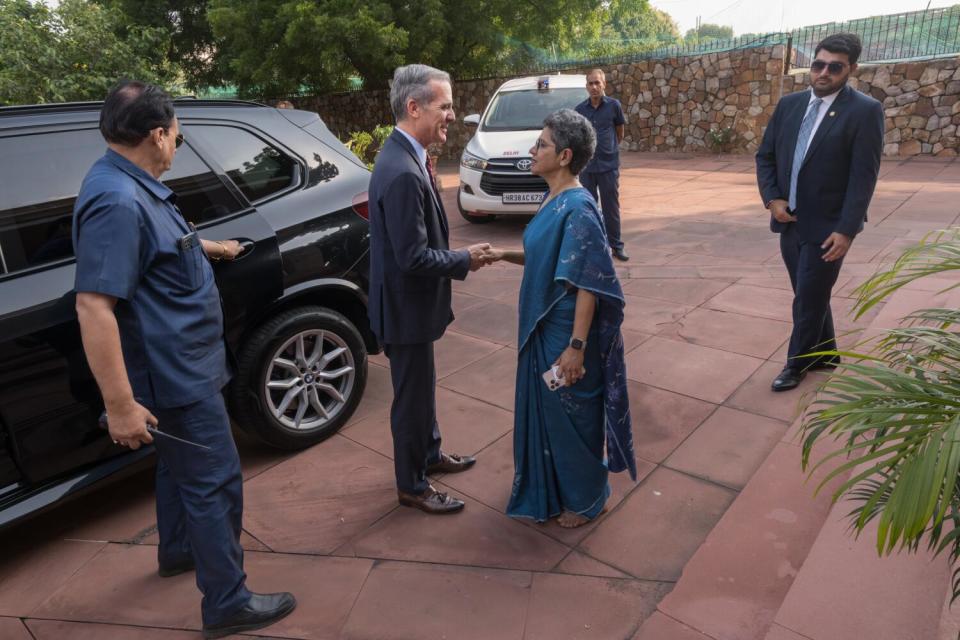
left=790, top=5, right=960, bottom=67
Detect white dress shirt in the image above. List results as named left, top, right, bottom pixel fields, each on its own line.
left=801, top=87, right=842, bottom=161
left=396, top=127, right=428, bottom=173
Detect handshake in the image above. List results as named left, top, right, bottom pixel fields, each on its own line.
left=465, top=243, right=502, bottom=271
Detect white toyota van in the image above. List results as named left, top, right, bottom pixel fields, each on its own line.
left=457, top=73, right=587, bottom=223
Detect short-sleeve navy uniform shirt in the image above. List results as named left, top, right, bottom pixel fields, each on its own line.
left=72, top=149, right=230, bottom=410
left=575, top=96, right=626, bottom=174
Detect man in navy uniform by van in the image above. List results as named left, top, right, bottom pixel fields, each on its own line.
left=575, top=68, right=628, bottom=261
left=72, top=80, right=295, bottom=639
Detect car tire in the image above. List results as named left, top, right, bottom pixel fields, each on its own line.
left=230, top=306, right=367, bottom=450
left=457, top=189, right=495, bottom=224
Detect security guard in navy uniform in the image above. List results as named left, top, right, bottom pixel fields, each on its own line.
left=72, top=80, right=295, bottom=639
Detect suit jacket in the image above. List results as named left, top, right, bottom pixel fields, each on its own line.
left=756, top=84, right=884, bottom=243
left=367, top=130, right=470, bottom=345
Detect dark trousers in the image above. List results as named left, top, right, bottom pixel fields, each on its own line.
left=154, top=393, right=250, bottom=626
left=384, top=342, right=442, bottom=495
left=780, top=224, right=844, bottom=368
left=580, top=169, right=623, bottom=250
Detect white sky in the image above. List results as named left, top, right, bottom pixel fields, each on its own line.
left=651, top=0, right=959, bottom=35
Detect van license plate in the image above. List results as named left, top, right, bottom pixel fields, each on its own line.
left=502, top=193, right=543, bottom=204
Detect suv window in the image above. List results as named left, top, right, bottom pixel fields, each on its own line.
left=188, top=125, right=299, bottom=202
left=165, top=144, right=244, bottom=226
left=0, top=129, right=103, bottom=273
left=0, top=128, right=243, bottom=275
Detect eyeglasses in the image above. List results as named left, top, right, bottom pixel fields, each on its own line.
left=810, top=60, right=847, bottom=75
left=533, top=137, right=554, bottom=152
left=174, top=133, right=184, bottom=149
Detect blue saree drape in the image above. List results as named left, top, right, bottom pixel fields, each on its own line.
left=506, top=187, right=635, bottom=523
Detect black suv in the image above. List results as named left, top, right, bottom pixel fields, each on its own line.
left=0, top=100, right=378, bottom=528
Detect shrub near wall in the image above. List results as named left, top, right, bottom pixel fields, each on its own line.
left=297, top=50, right=960, bottom=159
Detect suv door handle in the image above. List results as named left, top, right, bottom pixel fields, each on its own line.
left=233, top=239, right=255, bottom=260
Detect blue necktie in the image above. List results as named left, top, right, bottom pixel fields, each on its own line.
left=788, top=97, right=823, bottom=212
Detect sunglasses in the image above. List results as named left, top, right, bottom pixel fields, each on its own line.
left=810, top=60, right=847, bottom=75
left=174, top=132, right=184, bottom=149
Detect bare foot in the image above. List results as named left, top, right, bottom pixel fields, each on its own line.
left=557, top=511, right=590, bottom=528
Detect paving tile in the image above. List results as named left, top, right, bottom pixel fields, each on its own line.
left=706, top=283, right=795, bottom=322
left=435, top=330, right=504, bottom=378
left=658, top=307, right=792, bottom=359
left=26, top=620, right=197, bottom=639
left=452, top=291, right=488, bottom=315
left=454, top=275, right=523, bottom=301
left=136, top=528, right=273, bottom=553
left=342, top=386, right=513, bottom=461
left=342, top=488, right=569, bottom=571
left=552, top=551, right=632, bottom=578
left=773, top=502, right=950, bottom=640
left=621, top=295, right=694, bottom=335
left=622, top=278, right=732, bottom=306
left=243, top=434, right=398, bottom=554
left=521, top=459, right=656, bottom=548
left=0, top=617, right=32, bottom=640
left=665, top=407, right=789, bottom=490
left=362, top=362, right=395, bottom=403
left=632, top=612, right=714, bottom=640
left=579, top=467, right=736, bottom=580
left=629, top=382, right=716, bottom=464
left=523, top=572, right=669, bottom=640
left=763, top=623, right=813, bottom=640
left=439, top=346, right=518, bottom=411
left=31, top=543, right=201, bottom=629
left=725, top=360, right=829, bottom=423
left=0, top=538, right=105, bottom=617
left=438, top=431, right=515, bottom=511
left=449, top=298, right=519, bottom=346
left=659, top=442, right=844, bottom=640
left=625, top=336, right=763, bottom=404
left=232, top=552, right=374, bottom=639
left=340, top=561, right=530, bottom=640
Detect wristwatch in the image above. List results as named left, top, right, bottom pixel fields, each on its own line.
left=569, top=337, right=585, bottom=350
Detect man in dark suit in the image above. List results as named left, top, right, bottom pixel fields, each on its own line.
left=756, top=33, right=884, bottom=391
left=368, top=64, right=492, bottom=514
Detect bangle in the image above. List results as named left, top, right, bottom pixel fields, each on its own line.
left=215, top=241, right=227, bottom=260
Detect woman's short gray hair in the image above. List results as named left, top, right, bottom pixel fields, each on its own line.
left=390, top=64, right=452, bottom=122
left=543, top=109, right=596, bottom=175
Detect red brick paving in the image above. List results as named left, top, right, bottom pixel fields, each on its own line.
left=1, top=153, right=957, bottom=638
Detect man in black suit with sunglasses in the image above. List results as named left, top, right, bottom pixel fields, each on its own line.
left=756, top=33, right=884, bottom=391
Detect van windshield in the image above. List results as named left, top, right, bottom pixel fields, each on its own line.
left=481, top=88, right=588, bottom=131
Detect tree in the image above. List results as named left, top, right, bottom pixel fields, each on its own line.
left=800, top=228, right=960, bottom=602
left=97, top=0, right=219, bottom=90
left=600, top=0, right=680, bottom=47
left=205, top=0, right=604, bottom=98
left=684, top=23, right=733, bottom=45
left=0, top=0, right=177, bottom=106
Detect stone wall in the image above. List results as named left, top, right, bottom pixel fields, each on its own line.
left=295, top=49, right=960, bottom=159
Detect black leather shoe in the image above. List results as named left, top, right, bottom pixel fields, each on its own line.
left=398, top=485, right=465, bottom=514
left=202, top=592, right=297, bottom=639
left=427, top=452, right=477, bottom=474
left=771, top=367, right=805, bottom=392
left=613, top=248, right=630, bottom=262
left=158, top=558, right=195, bottom=578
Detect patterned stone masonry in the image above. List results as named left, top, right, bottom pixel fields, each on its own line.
left=295, top=48, right=960, bottom=159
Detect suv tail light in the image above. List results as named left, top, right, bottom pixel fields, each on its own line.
left=351, top=192, right=369, bottom=220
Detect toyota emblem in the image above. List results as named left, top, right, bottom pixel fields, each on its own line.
left=516, top=159, right=532, bottom=171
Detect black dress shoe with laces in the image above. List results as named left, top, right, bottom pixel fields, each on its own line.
left=613, top=248, right=630, bottom=262
left=427, top=452, right=477, bottom=474
left=398, top=485, right=465, bottom=514
left=202, top=592, right=297, bottom=639
left=771, top=367, right=805, bottom=392
left=158, top=558, right=195, bottom=578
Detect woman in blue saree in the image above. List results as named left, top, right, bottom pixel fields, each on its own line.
left=488, top=109, right=635, bottom=528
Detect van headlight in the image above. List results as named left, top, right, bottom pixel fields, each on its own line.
left=460, top=151, right=487, bottom=171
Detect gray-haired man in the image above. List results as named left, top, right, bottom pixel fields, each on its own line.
left=367, top=64, right=491, bottom=514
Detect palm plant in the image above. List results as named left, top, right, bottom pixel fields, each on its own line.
left=800, top=228, right=960, bottom=600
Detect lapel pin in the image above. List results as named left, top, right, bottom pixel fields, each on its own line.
left=829, top=111, right=836, bottom=117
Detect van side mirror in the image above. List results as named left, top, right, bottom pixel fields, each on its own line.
left=463, top=114, right=480, bottom=127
